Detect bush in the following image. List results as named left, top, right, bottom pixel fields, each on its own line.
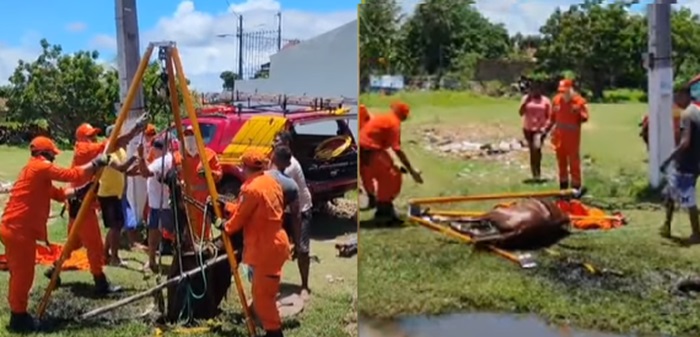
left=0, top=122, right=51, bottom=146
left=602, top=89, right=647, bottom=103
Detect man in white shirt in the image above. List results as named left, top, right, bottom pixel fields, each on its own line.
left=275, top=131, right=313, bottom=300
left=136, top=139, right=174, bottom=273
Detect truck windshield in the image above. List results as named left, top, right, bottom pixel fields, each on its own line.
left=170, top=123, right=217, bottom=145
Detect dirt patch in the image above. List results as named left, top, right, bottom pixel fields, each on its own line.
left=421, top=124, right=529, bottom=164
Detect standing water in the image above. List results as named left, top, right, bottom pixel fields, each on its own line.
left=359, top=313, right=636, bottom=337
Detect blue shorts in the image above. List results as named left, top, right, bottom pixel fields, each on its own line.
left=664, top=171, right=698, bottom=208
left=148, top=208, right=175, bottom=231
left=122, top=198, right=138, bottom=230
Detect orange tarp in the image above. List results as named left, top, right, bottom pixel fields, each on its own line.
left=493, top=200, right=625, bottom=231
left=555, top=200, right=625, bottom=230
left=0, top=243, right=90, bottom=271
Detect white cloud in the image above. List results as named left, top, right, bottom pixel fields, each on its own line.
left=66, top=22, right=88, bottom=33
left=0, top=0, right=355, bottom=92
left=89, top=34, right=117, bottom=51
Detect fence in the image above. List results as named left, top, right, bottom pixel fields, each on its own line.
left=221, top=13, right=302, bottom=80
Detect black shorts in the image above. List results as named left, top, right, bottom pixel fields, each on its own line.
left=283, top=210, right=312, bottom=254
left=98, top=196, right=125, bottom=229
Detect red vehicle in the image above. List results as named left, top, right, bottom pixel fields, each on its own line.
left=159, top=94, right=358, bottom=206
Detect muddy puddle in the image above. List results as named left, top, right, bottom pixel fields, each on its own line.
left=359, top=313, right=634, bottom=337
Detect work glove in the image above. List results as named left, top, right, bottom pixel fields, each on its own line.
left=205, top=197, right=228, bottom=221
left=92, top=154, right=111, bottom=168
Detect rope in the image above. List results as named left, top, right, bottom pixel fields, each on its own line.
left=151, top=46, right=211, bottom=325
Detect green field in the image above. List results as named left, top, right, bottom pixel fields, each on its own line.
left=0, top=147, right=357, bottom=337
left=358, top=92, right=700, bottom=337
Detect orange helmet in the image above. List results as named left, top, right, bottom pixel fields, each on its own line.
left=75, top=123, right=101, bottom=139
left=30, top=136, right=60, bottom=155
left=558, top=79, right=574, bottom=93
left=390, top=101, right=410, bottom=120
left=145, top=124, right=157, bottom=136
left=241, top=149, right=269, bottom=170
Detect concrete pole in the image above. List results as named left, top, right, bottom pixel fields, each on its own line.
left=115, top=0, right=147, bottom=222
left=647, top=0, right=676, bottom=188
left=237, top=15, right=244, bottom=79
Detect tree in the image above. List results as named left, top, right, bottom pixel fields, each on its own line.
left=219, top=70, right=240, bottom=90
left=401, top=0, right=510, bottom=81
left=4, top=39, right=117, bottom=142
left=359, top=0, right=403, bottom=89
left=536, top=0, right=645, bottom=99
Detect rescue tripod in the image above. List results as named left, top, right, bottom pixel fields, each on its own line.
left=36, top=41, right=258, bottom=337
left=406, top=188, right=626, bottom=269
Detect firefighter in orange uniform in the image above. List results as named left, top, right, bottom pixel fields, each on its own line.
left=359, top=101, right=423, bottom=223
left=359, top=104, right=371, bottom=130
left=219, top=149, right=289, bottom=337
left=0, top=137, right=108, bottom=332
left=45, top=121, right=146, bottom=291
left=179, top=126, right=222, bottom=240
left=547, top=79, right=589, bottom=190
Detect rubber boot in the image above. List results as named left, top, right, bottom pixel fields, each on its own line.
left=8, top=312, right=36, bottom=333
left=559, top=181, right=569, bottom=190
left=93, top=273, right=122, bottom=295
left=263, top=330, right=284, bottom=337
left=43, top=265, right=62, bottom=288
left=374, top=202, right=403, bottom=226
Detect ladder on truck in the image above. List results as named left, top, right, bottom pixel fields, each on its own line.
left=197, top=91, right=358, bottom=115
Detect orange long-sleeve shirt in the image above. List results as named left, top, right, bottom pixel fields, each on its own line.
left=224, top=172, right=289, bottom=269
left=71, top=140, right=107, bottom=188
left=550, top=94, right=589, bottom=129
left=1, top=157, right=89, bottom=241
left=177, top=148, right=222, bottom=191
left=358, top=112, right=402, bottom=151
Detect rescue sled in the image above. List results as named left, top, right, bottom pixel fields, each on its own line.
left=407, top=188, right=626, bottom=268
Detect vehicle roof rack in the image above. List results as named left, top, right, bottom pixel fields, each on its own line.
left=199, top=91, right=358, bottom=116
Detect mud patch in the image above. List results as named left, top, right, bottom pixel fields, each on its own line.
left=421, top=124, right=529, bottom=165
left=32, top=288, right=155, bottom=332
left=533, top=256, right=700, bottom=302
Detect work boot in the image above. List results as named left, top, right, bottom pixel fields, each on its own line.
left=263, top=330, right=284, bottom=337
left=8, top=312, right=36, bottom=333
left=93, top=274, right=122, bottom=296
left=374, top=202, right=403, bottom=226
left=559, top=181, right=569, bottom=190
left=43, top=266, right=62, bottom=288
left=659, top=224, right=671, bottom=238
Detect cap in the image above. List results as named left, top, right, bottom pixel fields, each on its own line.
left=145, top=124, right=157, bottom=136
left=390, top=101, right=410, bottom=119
left=30, top=136, right=60, bottom=155
left=241, top=149, right=269, bottom=170
left=75, top=123, right=102, bottom=139
left=183, top=125, right=194, bottom=135
left=558, top=79, right=574, bottom=93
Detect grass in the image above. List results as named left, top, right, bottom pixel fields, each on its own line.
left=0, top=147, right=357, bottom=337
left=358, top=91, right=700, bottom=337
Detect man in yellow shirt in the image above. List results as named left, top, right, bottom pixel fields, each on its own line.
left=98, top=125, right=138, bottom=266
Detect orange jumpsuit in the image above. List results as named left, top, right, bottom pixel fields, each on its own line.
left=177, top=148, right=222, bottom=240
left=0, top=157, right=89, bottom=313
left=67, top=140, right=108, bottom=276
left=359, top=112, right=402, bottom=203
left=224, top=171, right=289, bottom=332
left=550, top=94, right=588, bottom=188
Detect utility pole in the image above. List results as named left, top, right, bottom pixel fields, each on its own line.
left=646, top=0, right=676, bottom=188
left=115, top=0, right=147, bottom=222
left=237, top=15, right=244, bottom=79
left=277, top=12, right=282, bottom=51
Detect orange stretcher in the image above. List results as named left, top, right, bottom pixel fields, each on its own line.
left=0, top=243, right=91, bottom=271
left=407, top=188, right=626, bottom=268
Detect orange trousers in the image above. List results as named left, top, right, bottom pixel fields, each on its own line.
left=251, top=266, right=282, bottom=331
left=66, top=210, right=105, bottom=276
left=0, top=226, right=36, bottom=313
left=362, top=150, right=402, bottom=203
left=553, top=132, right=582, bottom=187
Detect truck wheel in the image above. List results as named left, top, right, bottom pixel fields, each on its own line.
left=218, top=178, right=242, bottom=199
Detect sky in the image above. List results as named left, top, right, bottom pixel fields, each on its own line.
left=1, top=0, right=699, bottom=92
